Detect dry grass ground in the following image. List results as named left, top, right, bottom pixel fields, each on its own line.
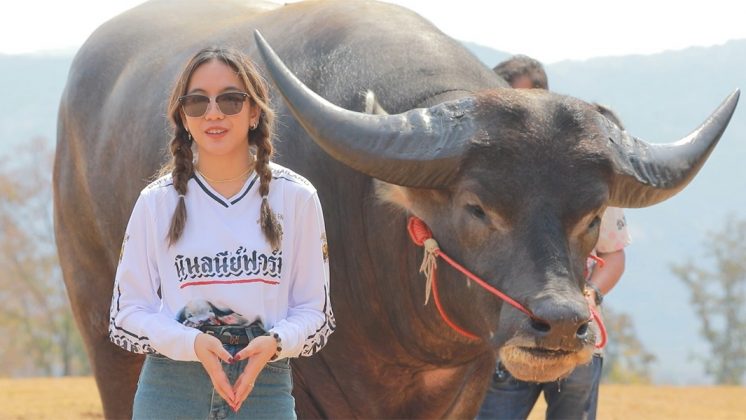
left=528, top=384, right=746, bottom=420
left=0, top=378, right=745, bottom=419
left=0, top=377, right=102, bottom=419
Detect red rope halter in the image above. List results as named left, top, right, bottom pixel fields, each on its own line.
left=407, top=216, right=607, bottom=349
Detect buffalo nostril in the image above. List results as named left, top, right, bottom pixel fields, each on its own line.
left=530, top=318, right=551, bottom=333
left=576, top=321, right=589, bottom=338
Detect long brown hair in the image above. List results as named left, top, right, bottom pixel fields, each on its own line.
left=160, top=47, right=282, bottom=249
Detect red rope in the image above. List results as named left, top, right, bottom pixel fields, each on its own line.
left=437, top=251, right=533, bottom=318
left=407, top=216, right=607, bottom=349
left=430, top=264, right=480, bottom=340
left=408, top=217, right=478, bottom=338
left=587, top=254, right=608, bottom=348
left=588, top=253, right=605, bottom=268
left=590, top=306, right=607, bottom=348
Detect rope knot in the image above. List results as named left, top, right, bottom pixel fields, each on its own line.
left=407, top=216, right=433, bottom=246
left=422, top=238, right=439, bottom=254
left=419, top=238, right=440, bottom=305
left=408, top=217, right=441, bottom=304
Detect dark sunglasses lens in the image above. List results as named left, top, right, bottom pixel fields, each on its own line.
left=181, top=96, right=209, bottom=117
left=216, top=93, right=246, bottom=115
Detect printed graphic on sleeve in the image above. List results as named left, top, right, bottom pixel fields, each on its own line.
left=321, top=233, right=329, bottom=262
left=109, top=322, right=158, bottom=355
left=301, top=283, right=336, bottom=356
left=109, top=284, right=158, bottom=355
left=271, top=165, right=312, bottom=186
left=118, top=233, right=129, bottom=264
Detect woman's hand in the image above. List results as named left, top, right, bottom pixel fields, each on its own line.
left=231, top=335, right=278, bottom=412
left=194, top=333, right=236, bottom=408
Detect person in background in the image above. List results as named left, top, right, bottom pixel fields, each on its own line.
left=493, top=54, right=549, bottom=89
left=478, top=56, right=630, bottom=420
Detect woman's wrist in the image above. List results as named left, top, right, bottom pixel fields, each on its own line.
left=264, top=331, right=283, bottom=361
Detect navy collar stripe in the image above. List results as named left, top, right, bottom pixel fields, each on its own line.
left=230, top=174, right=259, bottom=205
left=192, top=174, right=230, bottom=208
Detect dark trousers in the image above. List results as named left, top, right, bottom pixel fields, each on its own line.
left=477, top=355, right=603, bottom=420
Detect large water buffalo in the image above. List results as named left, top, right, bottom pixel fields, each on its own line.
left=54, top=0, right=738, bottom=418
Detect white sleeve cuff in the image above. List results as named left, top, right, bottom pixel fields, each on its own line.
left=268, top=328, right=295, bottom=361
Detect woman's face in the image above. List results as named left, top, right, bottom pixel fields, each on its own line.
left=182, top=59, right=259, bottom=159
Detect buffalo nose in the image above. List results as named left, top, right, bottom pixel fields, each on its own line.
left=529, top=317, right=590, bottom=339
left=527, top=298, right=590, bottom=342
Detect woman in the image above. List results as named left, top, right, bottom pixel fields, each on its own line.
left=109, top=47, right=334, bottom=419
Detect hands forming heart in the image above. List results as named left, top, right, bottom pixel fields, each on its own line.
left=194, top=333, right=279, bottom=413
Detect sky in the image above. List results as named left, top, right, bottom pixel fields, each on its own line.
left=3, top=0, right=746, bottom=62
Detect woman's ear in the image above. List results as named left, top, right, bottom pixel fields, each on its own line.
left=249, top=104, right=261, bottom=126
left=180, top=109, right=189, bottom=132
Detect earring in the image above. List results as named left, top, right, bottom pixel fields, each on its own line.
left=187, top=132, right=193, bottom=144
left=250, top=122, right=257, bottom=130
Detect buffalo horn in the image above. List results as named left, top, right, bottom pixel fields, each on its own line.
left=254, top=30, right=476, bottom=188
left=608, top=90, right=739, bottom=208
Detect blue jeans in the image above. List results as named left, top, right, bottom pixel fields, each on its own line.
left=477, top=355, right=603, bottom=420
left=133, top=346, right=295, bottom=419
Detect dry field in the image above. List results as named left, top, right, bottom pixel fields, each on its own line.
left=0, top=377, right=745, bottom=419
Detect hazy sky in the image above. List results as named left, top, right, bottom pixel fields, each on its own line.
left=3, top=0, right=745, bottom=62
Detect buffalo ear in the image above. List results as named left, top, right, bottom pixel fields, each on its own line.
left=364, top=90, right=390, bottom=116
left=374, top=180, right=412, bottom=210
left=374, top=180, right=451, bottom=222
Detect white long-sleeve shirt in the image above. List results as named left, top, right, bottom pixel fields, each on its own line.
left=109, top=163, right=334, bottom=361
left=595, top=207, right=631, bottom=254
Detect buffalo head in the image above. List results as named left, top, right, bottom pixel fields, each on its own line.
left=254, top=31, right=738, bottom=381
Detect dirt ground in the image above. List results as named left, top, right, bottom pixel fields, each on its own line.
left=529, top=384, right=746, bottom=420
left=0, top=377, right=745, bottom=419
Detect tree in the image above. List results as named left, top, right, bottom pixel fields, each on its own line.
left=0, top=138, right=89, bottom=376
left=671, top=215, right=746, bottom=385
left=601, top=306, right=657, bottom=384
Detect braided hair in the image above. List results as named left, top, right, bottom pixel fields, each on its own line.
left=159, top=47, right=281, bottom=249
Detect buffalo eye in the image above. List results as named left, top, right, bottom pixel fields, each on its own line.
left=588, top=216, right=601, bottom=231
left=466, top=204, right=486, bottom=220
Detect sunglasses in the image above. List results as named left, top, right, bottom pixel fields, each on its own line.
left=178, top=92, right=250, bottom=118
